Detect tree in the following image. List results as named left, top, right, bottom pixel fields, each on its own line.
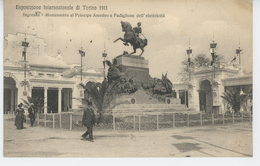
left=21, top=95, right=44, bottom=114
left=80, top=80, right=108, bottom=118
left=21, top=95, right=44, bottom=125
left=221, top=89, right=251, bottom=113
left=179, top=54, right=224, bottom=82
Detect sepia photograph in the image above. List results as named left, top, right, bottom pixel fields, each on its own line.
left=1, top=0, right=256, bottom=162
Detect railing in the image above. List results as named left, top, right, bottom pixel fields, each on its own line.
left=5, top=110, right=253, bottom=131
left=109, top=108, right=198, bottom=131
left=109, top=109, right=253, bottom=131
left=38, top=112, right=75, bottom=130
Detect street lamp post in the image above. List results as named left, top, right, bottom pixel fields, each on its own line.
left=186, top=40, right=192, bottom=82
left=210, top=41, right=218, bottom=79
left=78, top=47, right=85, bottom=82
left=78, top=48, right=85, bottom=99
left=102, top=43, right=107, bottom=80
left=236, top=47, right=242, bottom=66
left=21, top=36, right=29, bottom=96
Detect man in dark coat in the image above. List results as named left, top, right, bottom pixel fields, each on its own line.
left=82, top=101, right=96, bottom=142
left=28, top=103, right=35, bottom=127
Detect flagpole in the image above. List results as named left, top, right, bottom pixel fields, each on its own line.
left=24, top=38, right=27, bottom=91
left=102, top=41, right=107, bottom=80
left=210, top=39, right=217, bottom=79
left=103, top=50, right=106, bottom=80
left=24, top=31, right=26, bottom=88
left=213, top=40, right=215, bottom=79
left=189, top=38, right=191, bottom=82
left=81, top=46, right=83, bottom=82
left=214, top=63, right=215, bottom=79
left=21, top=32, right=29, bottom=95
left=239, top=37, right=241, bottom=65
left=186, top=37, right=192, bottom=82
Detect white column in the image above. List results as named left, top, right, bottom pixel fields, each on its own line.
left=176, top=90, right=179, bottom=99
left=58, top=87, right=62, bottom=113
left=193, top=90, right=200, bottom=111
left=219, top=84, right=225, bottom=114
left=188, top=90, right=192, bottom=108
left=14, top=89, right=17, bottom=114
left=189, top=88, right=200, bottom=112
left=28, top=86, right=32, bottom=97
left=44, top=87, right=48, bottom=114
left=184, top=90, right=187, bottom=106
left=70, top=89, right=73, bottom=109
left=17, top=86, right=26, bottom=106
left=72, top=87, right=80, bottom=109
left=10, top=89, right=14, bottom=113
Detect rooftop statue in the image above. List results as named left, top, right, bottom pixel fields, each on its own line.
left=114, top=21, right=148, bottom=57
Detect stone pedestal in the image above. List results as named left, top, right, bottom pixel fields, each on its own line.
left=114, top=56, right=151, bottom=83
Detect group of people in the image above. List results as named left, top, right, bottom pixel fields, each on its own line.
left=14, top=100, right=96, bottom=142
left=14, top=102, right=36, bottom=130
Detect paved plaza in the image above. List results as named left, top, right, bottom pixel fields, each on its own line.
left=3, top=117, right=252, bottom=157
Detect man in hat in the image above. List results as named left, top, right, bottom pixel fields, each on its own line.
left=81, top=101, right=96, bottom=142
left=28, top=103, right=36, bottom=127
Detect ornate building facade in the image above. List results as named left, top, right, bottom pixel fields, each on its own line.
left=172, top=64, right=252, bottom=114
left=3, top=33, right=103, bottom=114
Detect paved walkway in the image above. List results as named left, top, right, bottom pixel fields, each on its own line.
left=3, top=118, right=252, bottom=157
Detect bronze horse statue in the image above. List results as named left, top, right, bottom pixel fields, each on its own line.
left=114, top=21, right=148, bottom=56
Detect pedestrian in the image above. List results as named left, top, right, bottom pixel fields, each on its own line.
left=81, top=100, right=96, bottom=142
left=28, top=103, right=36, bottom=127
left=15, top=103, right=25, bottom=130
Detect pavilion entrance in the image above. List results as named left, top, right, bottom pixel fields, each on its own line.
left=199, top=80, right=213, bottom=113
left=4, top=77, right=17, bottom=114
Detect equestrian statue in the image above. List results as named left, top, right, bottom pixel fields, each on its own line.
left=114, top=21, right=148, bottom=57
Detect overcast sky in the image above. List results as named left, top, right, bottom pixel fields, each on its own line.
left=4, top=0, right=252, bottom=82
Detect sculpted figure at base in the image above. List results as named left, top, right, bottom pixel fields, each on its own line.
left=114, top=21, right=148, bottom=57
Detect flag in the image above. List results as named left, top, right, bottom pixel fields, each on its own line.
left=236, top=49, right=242, bottom=54
left=211, top=53, right=215, bottom=66
left=211, top=54, right=218, bottom=66
left=210, top=43, right=217, bottom=48
left=22, top=51, right=26, bottom=58
left=22, top=41, right=29, bottom=47
left=230, top=57, right=236, bottom=63
left=210, top=48, right=215, bottom=53
left=79, top=50, right=85, bottom=57
left=102, top=52, right=107, bottom=68
left=186, top=49, right=192, bottom=55
left=102, top=53, right=107, bottom=57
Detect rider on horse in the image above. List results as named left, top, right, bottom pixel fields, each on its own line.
left=133, top=22, right=142, bottom=38
left=133, top=22, right=142, bottom=45
left=115, top=21, right=148, bottom=56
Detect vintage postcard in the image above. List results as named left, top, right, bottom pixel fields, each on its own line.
left=2, top=0, right=254, bottom=161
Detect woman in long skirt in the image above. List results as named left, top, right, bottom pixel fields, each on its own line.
left=15, top=103, right=25, bottom=130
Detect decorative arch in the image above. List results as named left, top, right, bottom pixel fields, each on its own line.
left=196, top=76, right=213, bottom=90
left=197, top=78, right=213, bottom=113
left=4, top=72, right=19, bottom=88
left=83, top=78, right=98, bottom=85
